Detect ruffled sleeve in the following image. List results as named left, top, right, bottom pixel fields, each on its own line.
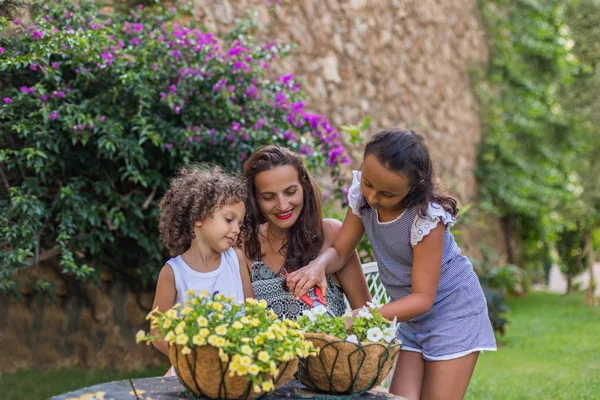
left=347, top=170, right=365, bottom=217
left=410, top=203, right=456, bottom=247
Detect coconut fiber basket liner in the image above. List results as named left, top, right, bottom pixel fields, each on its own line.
left=169, top=344, right=297, bottom=399
left=299, top=332, right=402, bottom=395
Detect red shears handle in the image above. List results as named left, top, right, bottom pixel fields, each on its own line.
left=281, top=268, right=327, bottom=308
left=299, top=286, right=327, bottom=308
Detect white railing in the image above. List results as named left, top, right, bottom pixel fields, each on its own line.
left=362, top=262, right=391, bottom=304
left=360, top=262, right=395, bottom=389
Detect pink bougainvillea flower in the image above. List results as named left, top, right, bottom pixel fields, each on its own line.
left=3, top=97, right=12, bottom=104
left=49, top=111, right=59, bottom=120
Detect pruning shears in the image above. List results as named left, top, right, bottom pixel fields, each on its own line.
left=280, top=267, right=336, bottom=317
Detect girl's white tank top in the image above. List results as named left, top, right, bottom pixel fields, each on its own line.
left=167, top=247, right=245, bottom=306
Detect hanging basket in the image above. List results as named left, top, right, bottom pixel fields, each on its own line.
left=299, top=332, right=401, bottom=395
left=169, top=344, right=298, bottom=400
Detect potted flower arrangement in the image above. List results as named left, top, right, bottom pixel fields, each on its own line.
left=137, top=291, right=318, bottom=399
left=297, top=301, right=402, bottom=395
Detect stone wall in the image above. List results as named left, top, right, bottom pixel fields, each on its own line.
left=1, top=0, right=505, bottom=373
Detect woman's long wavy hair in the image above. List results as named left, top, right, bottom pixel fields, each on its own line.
left=364, top=129, right=458, bottom=218
left=243, top=146, right=324, bottom=273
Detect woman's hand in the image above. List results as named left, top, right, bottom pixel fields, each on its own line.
left=287, top=260, right=328, bottom=299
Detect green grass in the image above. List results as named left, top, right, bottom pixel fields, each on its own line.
left=1, top=292, right=597, bottom=399
left=465, top=292, right=600, bottom=400
left=0, top=365, right=169, bottom=400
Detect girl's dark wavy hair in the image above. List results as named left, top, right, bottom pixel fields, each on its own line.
left=158, top=164, right=247, bottom=257
left=364, top=129, right=458, bottom=218
left=242, top=145, right=324, bottom=273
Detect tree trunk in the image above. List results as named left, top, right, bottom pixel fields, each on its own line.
left=501, top=215, right=519, bottom=265
left=584, top=230, right=597, bottom=306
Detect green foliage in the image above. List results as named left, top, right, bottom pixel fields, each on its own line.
left=475, top=0, right=576, bottom=275
left=555, top=222, right=587, bottom=292
left=0, top=0, right=351, bottom=293
left=558, top=0, right=600, bottom=263
left=297, top=304, right=398, bottom=343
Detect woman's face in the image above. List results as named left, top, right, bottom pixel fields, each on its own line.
left=253, top=165, right=304, bottom=231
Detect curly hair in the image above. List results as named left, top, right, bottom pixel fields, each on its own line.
left=242, top=146, right=324, bottom=273
left=158, top=164, right=247, bottom=257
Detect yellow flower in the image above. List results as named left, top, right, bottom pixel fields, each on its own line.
left=232, top=321, right=243, bottom=330
left=166, top=309, right=178, bottom=319
left=135, top=330, right=146, bottom=343
left=192, top=335, right=206, bottom=346
left=253, top=385, right=262, bottom=393
left=262, top=380, right=274, bottom=392
left=164, top=331, right=175, bottom=342
left=253, top=335, right=265, bottom=345
left=212, top=302, right=223, bottom=311
left=239, top=355, right=252, bottom=367
left=162, top=319, right=172, bottom=329
left=241, top=345, right=253, bottom=356
left=186, top=289, right=195, bottom=296
left=199, top=289, right=209, bottom=299
left=242, top=338, right=251, bottom=343
left=269, top=361, right=279, bottom=377
left=216, top=313, right=224, bottom=319
left=181, top=307, right=193, bottom=315
left=250, top=318, right=260, bottom=327
left=246, top=298, right=256, bottom=305
left=181, top=346, right=192, bottom=355
left=192, top=298, right=199, bottom=305
left=215, top=324, right=228, bottom=335
left=197, top=316, right=208, bottom=326
left=199, top=328, right=210, bottom=338
left=265, top=332, right=275, bottom=340
left=175, top=334, right=189, bottom=345
left=236, top=365, right=248, bottom=376
left=219, top=348, right=228, bottom=362
left=175, top=321, right=186, bottom=335
left=240, top=316, right=250, bottom=324
left=145, top=306, right=158, bottom=320
left=248, top=364, right=260, bottom=376
left=215, top=337, right=226, bottom=347
left=258, top=351, right=270, bottom=362
left=208, top=335, right=219, bottom=346
left=258, top=299, right=268, bottom=309
left=215, top=293, right=225, bottom=301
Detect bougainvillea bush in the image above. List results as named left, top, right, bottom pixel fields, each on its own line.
left=0, top=0, right=349, bottom=294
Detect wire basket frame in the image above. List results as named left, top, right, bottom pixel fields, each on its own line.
left=170, top=344, right=297, bottom=399
left=298, top=332, right=401, bottom=395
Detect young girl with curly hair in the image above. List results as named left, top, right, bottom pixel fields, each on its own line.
left=150, top=164, right=253, bottom=364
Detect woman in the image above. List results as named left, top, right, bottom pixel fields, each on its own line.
left=242, top=145, right=371, bottom=319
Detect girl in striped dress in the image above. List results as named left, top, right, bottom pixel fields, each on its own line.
left=288, top=129, right=496, bottom=400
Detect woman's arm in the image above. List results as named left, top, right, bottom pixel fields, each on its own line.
left=323, top=219, right=371, bottom=309
left=150, top=264, right=177, bottom=356
left=235, top=247, right=254, bottom=300
left=288, top=210, right=365, bottom=298
left=377, top=223, right=444, bottom=321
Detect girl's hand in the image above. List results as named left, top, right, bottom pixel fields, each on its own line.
left=344, top=308, right=360, bottom=330
left=287, top=260, right=328, bottom=298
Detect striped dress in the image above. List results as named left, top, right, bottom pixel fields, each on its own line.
left=348, top=170, right=496, bottom=359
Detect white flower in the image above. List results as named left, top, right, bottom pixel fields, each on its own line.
left=383, top=326, right=397, bottom=343
left=357, top=307, right=374, bottom=320
left=302, top=309, right=316, bottom=322
left=367, top=299, right=383, bottom=309
left=312, top=305, right=328, bottom=316
left=366, top=327, right=384, bottom=342
left=346, top=334, right=359, bottom=344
